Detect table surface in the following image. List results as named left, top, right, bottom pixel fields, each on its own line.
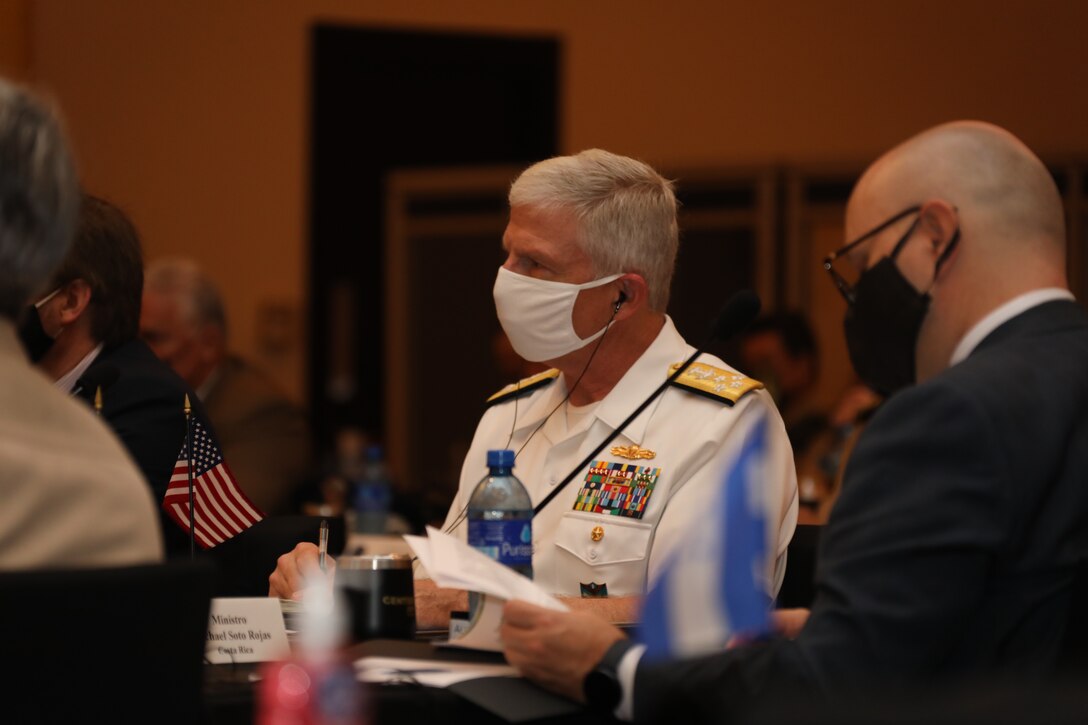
left=203, top=631, right=610, bottom=725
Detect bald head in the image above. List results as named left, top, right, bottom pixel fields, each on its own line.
left=845, top=121, right=1069, bottom=383
left=851, top=121, right=1065, bottom=263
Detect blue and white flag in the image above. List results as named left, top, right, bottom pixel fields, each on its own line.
left=638, top=414, right=772, bottom=660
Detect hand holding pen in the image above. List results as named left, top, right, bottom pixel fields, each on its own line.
left=319, top=518, right=329, bottom=573
left=267, top=526, right=336, bottom=600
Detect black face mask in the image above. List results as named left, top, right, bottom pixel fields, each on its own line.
left=17, top=304, right=56, bottom=362
left=843, top=228, right=959, bottom=396
left=843, top=258, right=929, bottom=396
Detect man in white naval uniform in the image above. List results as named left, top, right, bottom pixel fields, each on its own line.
left=445, top=318, right=794, bottom=603
left=270, top=149, right=797, bottom=627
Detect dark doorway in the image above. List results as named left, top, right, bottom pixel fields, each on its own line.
left=308, top=26, right=559, bottom=460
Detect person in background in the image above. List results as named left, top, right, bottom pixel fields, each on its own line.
left=739, top=312, right=833, bottom=520
left=140, top=258, right=311, bottom=515
left=23, top=194, right=251, bottom=557
left=739, top=313, right=882, bottom=523
left=738, top=312, right=824, bottom=451
left=499, top=121, right=1088, bottom=721
left=804, top=378, right=882, bottom=522
left=0, top=78, right=161, bottom=568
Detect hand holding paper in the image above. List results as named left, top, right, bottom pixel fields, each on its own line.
left=405, top=526, right=567, bottom=651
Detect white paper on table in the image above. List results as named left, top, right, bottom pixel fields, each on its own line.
left=354, top=655, right=518, bottom=688
left=404, top=526, right=567, bottom=651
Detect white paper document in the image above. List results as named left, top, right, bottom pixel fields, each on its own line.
left=355, top=655, right=518, bottom=688
left=404, top=526, right=568, bottom=652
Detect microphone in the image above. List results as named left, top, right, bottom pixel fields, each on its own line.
left=709, top=288, right=760, bottom=346
left=532, top=289, right=762, bottom=517
left=73, top=364, right=120, bottom=398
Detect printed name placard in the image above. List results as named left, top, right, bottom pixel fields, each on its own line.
left=205, top=597, right=290, bottom=664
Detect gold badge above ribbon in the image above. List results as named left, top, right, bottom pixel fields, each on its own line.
left=609, top=444, right=656, bottom=460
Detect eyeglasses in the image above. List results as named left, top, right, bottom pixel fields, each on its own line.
left=822, top=206, right=921, bottom=304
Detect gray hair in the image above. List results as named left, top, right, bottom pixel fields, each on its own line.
left=0, top=79, right=79, bottom=319
left=509, top=149, right=679, bottom=311
left=144, top=258, right=227, bottom=337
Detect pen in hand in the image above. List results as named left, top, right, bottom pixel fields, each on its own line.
left=318, top=518, right=329, bottom=573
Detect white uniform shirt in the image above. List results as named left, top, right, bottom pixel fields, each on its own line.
left=440, top=317, right=798, bottom=598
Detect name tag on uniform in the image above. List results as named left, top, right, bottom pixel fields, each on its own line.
left=580, top=582, right=609, bottom=598
left=205, top=597, right=290, bottom=664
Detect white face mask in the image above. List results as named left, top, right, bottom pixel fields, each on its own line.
left=493, top=266, right=623, bottom=363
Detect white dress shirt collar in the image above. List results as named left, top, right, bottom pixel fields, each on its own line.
left=949, top=288, right=1074, bottom=367
left=55, top=342, right=104, bottom=393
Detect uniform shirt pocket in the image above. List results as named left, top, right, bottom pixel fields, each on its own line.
left=555, top=511, right=654, bottom=567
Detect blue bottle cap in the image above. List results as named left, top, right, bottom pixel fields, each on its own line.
left=487, top=449, right=515, bottom=468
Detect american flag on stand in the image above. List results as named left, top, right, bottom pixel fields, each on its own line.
left=163, top=417, right=263, bottom=548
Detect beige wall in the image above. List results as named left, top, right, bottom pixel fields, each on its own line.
left=0, top=0, right=30, bottom=80
left=21, top=0, right=1088, bottom=403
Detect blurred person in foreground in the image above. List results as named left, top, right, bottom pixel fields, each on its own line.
left=0, top=78, right=161, bottom=568
left=739, top=311, right=825, bottom=450
left=269, top=149, right=798, bottom=627
left=23, top=195, right=258, bottom=557
left=498, top=121, right=1088, bottom=720
left=141, top=258, right=311, bottom=515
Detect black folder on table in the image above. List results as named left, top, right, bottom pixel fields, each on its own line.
left=355, top=638, right=584, bottom=722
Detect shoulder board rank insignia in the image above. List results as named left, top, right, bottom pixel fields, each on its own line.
left=668, top=362, right=763, bottom=406
left=486, top=368, right=560, bottom=407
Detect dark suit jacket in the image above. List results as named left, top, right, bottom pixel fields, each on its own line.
left=633, top=300, right=1088, bottom=722
left=75, top=339, right=216, bottom=558
left=202, top=355, right=310, bottom=515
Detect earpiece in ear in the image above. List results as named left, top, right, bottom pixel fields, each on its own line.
left=614, top=291, right=627, bottom=313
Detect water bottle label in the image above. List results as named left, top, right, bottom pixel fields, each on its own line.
left=468, top=519, right=533, bottom=568
left=356, top=485, right=391, bottom=511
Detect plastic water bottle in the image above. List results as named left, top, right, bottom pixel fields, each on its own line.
left=467, top=449, right=533, bottom=579
left=353, top=444, right=392, bottom=534
left=257, top=582, right=363, bottom=724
